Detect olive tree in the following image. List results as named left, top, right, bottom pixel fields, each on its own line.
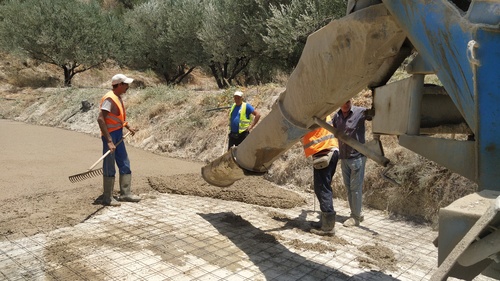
left=198, top=0, right=269, bottom=88
left=0, top=0, right=123, bottom=87
left=166, top=0, right=207, bottom=83
left=120, top=0, right=206, bottom=85
left=262, top=0, right=347, bottom=72
left=198, top=0, right=346, bottom=88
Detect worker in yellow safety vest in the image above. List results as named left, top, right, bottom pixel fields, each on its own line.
left=301, top=115, right=339, bottom=236
left=227, top=90, right=261, bottom=150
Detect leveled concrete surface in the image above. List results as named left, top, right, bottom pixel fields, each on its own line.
left=0, top=192, right=496, bottom=281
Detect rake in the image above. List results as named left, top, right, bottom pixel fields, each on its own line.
left=69, top=132, right=131, bottom=183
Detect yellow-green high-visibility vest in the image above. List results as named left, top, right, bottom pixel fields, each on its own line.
left=229, top=102, right=252, bottom=133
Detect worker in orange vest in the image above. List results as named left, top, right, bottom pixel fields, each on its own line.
left=301, top=116, right=339, bottom=236
left=97, top=74, right=141, bottom=206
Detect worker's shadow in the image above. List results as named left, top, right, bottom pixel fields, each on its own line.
left=198, top=211, right=393, bottom=280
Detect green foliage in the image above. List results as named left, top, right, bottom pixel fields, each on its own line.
left=166, top=0, right=207, bottom=70
left=120, top=1, right=170, bottom=75
left=196, top=0, right=347, bottom=86
left=198, top=0, right=269, bottom=88
left=262, top=0, right=347, bottom=71
left=0, top=0, right=123, bottom=86
left=120, top=0, right=205, bottom=85
left=98, top=0, right=149, bottom=13
left=117, top=0, right=146, bottom=9
left=0, top=0, right=350, bottom=88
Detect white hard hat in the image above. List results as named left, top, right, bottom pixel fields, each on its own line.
left=111, top=74, right=134, bottom=85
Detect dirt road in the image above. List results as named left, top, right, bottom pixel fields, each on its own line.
left=0, top=119, right=202, bottom=239
left=0, top=119, right=305, bottom=240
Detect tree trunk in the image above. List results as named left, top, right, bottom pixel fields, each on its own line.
left=209, top=57, right=251, bottom=89
left=209, top=63, right=225, bottom=89
left=63, top=65, right=72, bottom=87
left=160, top=65, right=196, bottom=85
left=173, top=66, right=196, bottom=85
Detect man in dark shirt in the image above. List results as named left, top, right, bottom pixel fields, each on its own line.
left=332, top=99, right=367, bottom=227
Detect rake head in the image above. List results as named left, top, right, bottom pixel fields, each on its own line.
left=69, top=168, right=103, bottom=183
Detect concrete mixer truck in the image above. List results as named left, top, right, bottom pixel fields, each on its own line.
left=202, top=0, right=500, bottom=279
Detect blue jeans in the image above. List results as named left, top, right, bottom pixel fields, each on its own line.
left=341, top=156, right=366, bottom=218
left=313, top=150, right=339, bottom=213
left=101, top=129, right=131, bottom=177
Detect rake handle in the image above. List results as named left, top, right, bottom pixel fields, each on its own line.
left=88, top=131, right=131, bottom=171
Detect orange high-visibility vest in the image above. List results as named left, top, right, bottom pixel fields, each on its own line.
left=100, top=91, right=127, bottom=133
left=302, top=116, right=338, bottom=157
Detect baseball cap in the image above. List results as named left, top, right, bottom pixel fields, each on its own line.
left=234, top=91, right=243, bottom=97
left=111, top=74, right=134, bottom=85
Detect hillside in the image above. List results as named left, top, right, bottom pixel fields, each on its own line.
left=0, top=54, right=477, bottom=226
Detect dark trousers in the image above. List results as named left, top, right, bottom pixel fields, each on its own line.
left=228, top=131, right=249, bottom=150
left=313, top=150, right=339, bottom=213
